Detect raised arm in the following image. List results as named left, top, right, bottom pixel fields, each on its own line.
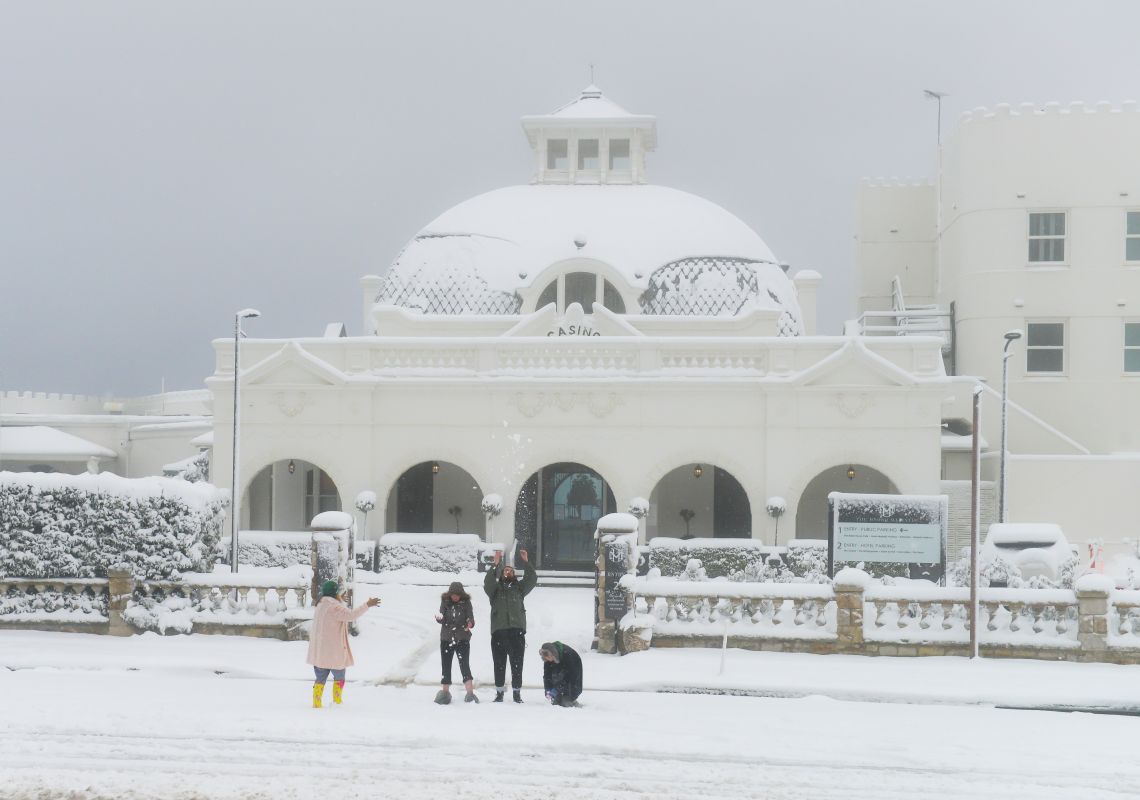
left=520, top=551, right=538, bottom=596
left=483, top=565, right=500, bottom=599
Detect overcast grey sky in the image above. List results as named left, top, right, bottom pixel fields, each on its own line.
left=2, top=1, right=1139, bottom=395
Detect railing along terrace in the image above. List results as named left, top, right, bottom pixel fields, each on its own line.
left=620, top=576, right=836, bottom=641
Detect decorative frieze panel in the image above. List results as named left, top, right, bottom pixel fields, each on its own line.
left=511, top=391, right=624, bottom=418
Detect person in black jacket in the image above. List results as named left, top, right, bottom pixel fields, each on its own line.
left=434, top=581, right=477, bottom=704
left=539, top=641, right=582, bottom=707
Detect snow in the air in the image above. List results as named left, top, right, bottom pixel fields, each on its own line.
left=3, top=582, right=1140, bottom=799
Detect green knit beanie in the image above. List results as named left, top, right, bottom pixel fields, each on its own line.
left=321, top=580, right=341, bottom=598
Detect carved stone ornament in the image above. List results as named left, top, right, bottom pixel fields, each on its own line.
left=511, top=391, right=623, bottom=419
left=833, top=392, right=873, bottom=419
left=274, top=390, right=312, bottom=418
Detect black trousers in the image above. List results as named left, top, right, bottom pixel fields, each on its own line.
left=490, top=628, right=525, bottom=689
left=440, top=640, right=472, bottom=685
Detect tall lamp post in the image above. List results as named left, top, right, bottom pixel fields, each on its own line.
left=231, top=308, right=262, bottom=573
left=999, top=329, right=1023, bottom=523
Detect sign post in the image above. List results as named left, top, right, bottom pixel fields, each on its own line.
left=828, top=493, right=949, bottom=584
left=593, top=512, right=639, bottom=654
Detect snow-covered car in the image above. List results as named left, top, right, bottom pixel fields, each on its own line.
left=980, top=523, right=1075, bottom=581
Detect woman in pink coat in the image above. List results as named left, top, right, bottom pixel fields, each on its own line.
left=307, top=579, right=380, bottom=707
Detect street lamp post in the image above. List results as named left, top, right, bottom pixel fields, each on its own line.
left=999, top=329, right=1023, bottom=523
left=230, top=308, right=262, bottom=573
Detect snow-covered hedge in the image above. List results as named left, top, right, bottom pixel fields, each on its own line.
left=649, top=538, right=768, bottom=579
left=648, top=538, right=831, bottom=583
left=376, top=533, right=481, bottom=574
left=0, top=472, right=226, bottom=580
left=224, top=532, right=311, bottom=569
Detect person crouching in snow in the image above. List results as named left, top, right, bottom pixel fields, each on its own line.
left=434, top=581, right=478, bottom=704
left=307, top=580, right=380, bottom=708
left=539, top=641, right=582, bottom=707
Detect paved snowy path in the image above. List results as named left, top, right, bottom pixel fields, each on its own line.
left=2, top=666, right=1138, bottom=799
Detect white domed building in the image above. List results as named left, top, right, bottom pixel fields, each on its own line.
left=205, top=87, right=952, bottom=574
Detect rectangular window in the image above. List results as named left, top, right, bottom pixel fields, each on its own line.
left=609, top=139, right=630, bottom=170
left=1126, top=322, right=1140, bottom=372
left=1127, top=212, right=1140, bottom=262
left=1028, top=212, right=1066, bottom=263
left=1026, top=321, right=1066, bottom=373
left=577, top=139, right=599, bottom=170
left=547, top=139, right=568, bottom=170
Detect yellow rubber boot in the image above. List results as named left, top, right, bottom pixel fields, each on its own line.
left=333, top=681, right=344, bottom=705
left=312, top=682, right=325, bottom=708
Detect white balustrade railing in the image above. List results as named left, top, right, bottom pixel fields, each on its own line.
left=136, top=578, right=310, bottom=623
left=864, top=586, right=1079, bottom=647
left=0, top=578, right=109, bottom=619
left=619, top=576, right=836, bottom=640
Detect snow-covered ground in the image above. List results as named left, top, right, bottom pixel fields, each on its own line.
left=3, top=582, right=1140, bottom=798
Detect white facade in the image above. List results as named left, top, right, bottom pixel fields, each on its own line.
left=193, top=86, right=954, bottom=570
left=856, top=101, right=1140, bottom=551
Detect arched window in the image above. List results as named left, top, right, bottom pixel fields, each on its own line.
left=536, top=272, right=626, bottom=314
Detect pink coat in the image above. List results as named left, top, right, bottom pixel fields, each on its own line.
left=306, top=597, right=372, bottom=670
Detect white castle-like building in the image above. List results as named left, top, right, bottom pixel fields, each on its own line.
left=3, top=89, right=1137, bottom=571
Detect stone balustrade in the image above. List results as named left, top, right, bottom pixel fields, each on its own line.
left=0, top=571, right=311, bottom=639
left=614, top=570, right=1140, bottom=664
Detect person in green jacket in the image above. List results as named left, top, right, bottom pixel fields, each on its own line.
left=483, top=548, right=537, bottom=703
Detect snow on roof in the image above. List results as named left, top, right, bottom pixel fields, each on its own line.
left=0, top=426, right=116, bottom=460
left=387, top=184, right=781, bottom=295
left=985, top=523, right=1066, bottom=546
left=161, top=453, right=201, bottom=474
left=548, top=85, right=639, bottom=119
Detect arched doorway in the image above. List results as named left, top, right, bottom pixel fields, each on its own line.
left=384, top=461, right=485, bottom=538
left=515, top=462, right=615, bottom=571
left=244, top=458, right=341, bottom=531
left=648, top=463, right=751, bottom=540
left=795, top=464, right=898, bottom=540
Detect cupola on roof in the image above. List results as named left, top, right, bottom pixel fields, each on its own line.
left=376, top=86, right=804, bottom=335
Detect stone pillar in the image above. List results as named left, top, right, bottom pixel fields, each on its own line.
left=106, top=568, right=136, bottom=637
left=1076, top=574, right=1114, bottom=654
left=833, top=568, right=870, bottom=654
left=792, top=270, right=823, bottom=335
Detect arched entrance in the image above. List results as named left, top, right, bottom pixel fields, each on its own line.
left=515, top=462, right=615, bottom=571
left=244, top=458, right=341, bottom=531
left=648, top=463, right=751, bottom=539
left=795, top=464, right=898, bottom=540
left=384, top=461, right=485, bottom=538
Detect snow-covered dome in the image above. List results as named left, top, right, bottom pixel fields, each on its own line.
left=378, top=184, right=803, bottom=333
left=375, top=88, right=804, bottom=335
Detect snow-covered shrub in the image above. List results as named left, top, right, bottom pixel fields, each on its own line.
left=231, top=532, right=311, bottom=569
left=783, top=540, right=829, bottom=583
left=677, top=557, right=707, bottom=582
left=179, top=452, right=210, bottom=483
left=376, top=533, right=481, bottom=573
left=121, top=594, right=194, bottom=635
left=0, top=585, right=108, bottom=618
left=0, top=472, right=226, bottom=580
left=649, top=538, right=766, bottom=579
left=982, top=554, right=1022, bottom=588
left=481, top=494, right=503, bottom=518
left=627, top=497, right=649, bottom=519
